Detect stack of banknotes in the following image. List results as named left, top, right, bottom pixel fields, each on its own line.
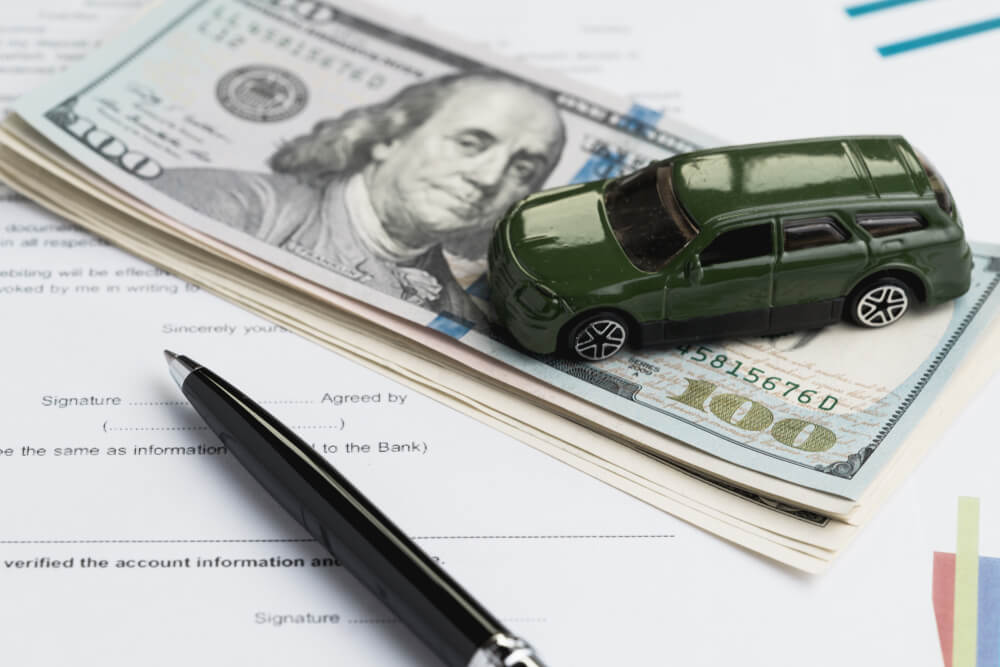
left=3, top=0, right=999, bottom=573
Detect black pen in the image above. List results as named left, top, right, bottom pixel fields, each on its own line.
left=164, top=351, right=547, bottom=667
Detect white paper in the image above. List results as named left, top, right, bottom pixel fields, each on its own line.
left=0, top=198, right=941, bottom=665
left=0, top=1, right=150, bottom=113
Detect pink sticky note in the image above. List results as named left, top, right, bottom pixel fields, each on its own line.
left=934, top=551, right=957, bottom=667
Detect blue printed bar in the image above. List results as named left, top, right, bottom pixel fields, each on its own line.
left=878, top=17, right=1000, bottom=57
left=845, top=0, right=926, bottom=18
left=977, top=556, right=1000, bottom=667
left=427, top=312, right=475, bottom=339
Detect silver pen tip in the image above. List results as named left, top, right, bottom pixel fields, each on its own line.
left=164, top=350, right=200, bottom=388
left=469, top=634, right=547, bottom=667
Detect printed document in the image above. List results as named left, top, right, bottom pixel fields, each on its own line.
left=0, top=197, right=941, bottom=665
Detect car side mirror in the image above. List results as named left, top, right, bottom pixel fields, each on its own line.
left=685, top=256, right=703, bottom=285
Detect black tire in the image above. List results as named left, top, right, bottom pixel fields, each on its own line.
left=563, top=312, right=630, bottom=361
left=846, top=277, right=913, bottom=328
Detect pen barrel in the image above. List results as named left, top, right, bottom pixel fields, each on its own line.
left=182, top=367, right=507, bottom=667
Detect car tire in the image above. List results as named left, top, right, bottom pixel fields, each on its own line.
left=847, top=277, right=913, bottom=328
left=564, top=312, right=630, bottom=361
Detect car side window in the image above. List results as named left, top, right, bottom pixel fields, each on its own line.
left=783, top=216, right=849, bottom=251
left=856, top=212, right=926, bottom=238
left=700, top=223, right=772, bottom=267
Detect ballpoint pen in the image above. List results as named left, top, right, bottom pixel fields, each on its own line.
left=164, top=350, right=547, bottom=667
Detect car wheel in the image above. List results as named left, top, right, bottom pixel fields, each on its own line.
left=847, top=278, right=912, bottom=328
left=566, top=312, right=629, bottom=361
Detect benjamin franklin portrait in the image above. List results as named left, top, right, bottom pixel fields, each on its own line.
left=153, top=71, right=567, bottom=325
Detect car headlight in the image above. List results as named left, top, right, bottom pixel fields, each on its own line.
left=514, top=283, right=565, bottom=319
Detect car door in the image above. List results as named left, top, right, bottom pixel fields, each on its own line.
left=664, top=220, right=775, bottom=339
left=772, top=214, right=868, bottom=329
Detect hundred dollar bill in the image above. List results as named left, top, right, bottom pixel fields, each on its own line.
left=4, top=0, right=1000, bottom=516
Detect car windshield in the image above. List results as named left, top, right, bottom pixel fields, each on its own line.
left=603, top=162, right=699, bottom=272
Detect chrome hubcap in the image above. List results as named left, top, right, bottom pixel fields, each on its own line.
left=857, top=285, right=908, bottom=327
left=574, top=319, right=627, bottom=361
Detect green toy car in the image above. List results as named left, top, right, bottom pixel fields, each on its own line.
left=488, top=136, right=972, bottom=361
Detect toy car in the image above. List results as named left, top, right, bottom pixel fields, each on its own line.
left=488, top=136, right=972, bottom=361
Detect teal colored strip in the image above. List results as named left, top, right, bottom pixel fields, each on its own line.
left=879, top=17, right=1000, bottom=57
left=845, top=0, right=926, bottom=18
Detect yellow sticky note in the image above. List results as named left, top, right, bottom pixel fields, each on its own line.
left=953, top=496, right=980, bottom=667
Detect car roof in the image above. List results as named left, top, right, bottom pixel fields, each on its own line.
left=671, top=136, right=932, bottom=226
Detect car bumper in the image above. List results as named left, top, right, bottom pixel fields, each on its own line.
left=488, top=219, right=571, bottom=355
left=928, top=240, right=973, bottom=305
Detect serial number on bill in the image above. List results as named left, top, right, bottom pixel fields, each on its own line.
left=674, top=345, right=839, bottom=411
left=197, top=8, right=386, bottom=88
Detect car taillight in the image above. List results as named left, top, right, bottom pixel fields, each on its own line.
left=915, top=149, right=954, bottom=216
